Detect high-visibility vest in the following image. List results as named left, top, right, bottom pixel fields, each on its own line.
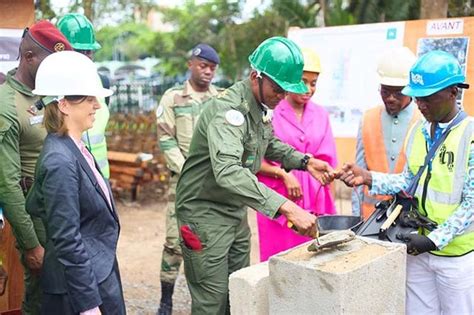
left=82, top=96, right=110, bottom=178
left=360, top=106, right=420, bottom=219
left=406, top=118, right=474, bottom=256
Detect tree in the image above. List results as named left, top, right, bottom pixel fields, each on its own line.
left=272, top=0, right=321, bottom=28
left=35, top=0, right=56, bottom=19
left=95, top=22, right=155, bottom=61
left=421, top=0, right=448, bottom=19
left=149, top=0, right=243, bottom=77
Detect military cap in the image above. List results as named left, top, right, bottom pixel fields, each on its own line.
left=26, top=20, right=73, bottom=53
left=191, top=43, right=220, bottom=64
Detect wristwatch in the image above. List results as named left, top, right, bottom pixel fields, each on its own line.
left=300, top=154, right=312, bottom=170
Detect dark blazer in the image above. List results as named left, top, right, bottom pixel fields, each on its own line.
left=26, top=133, right=122, bottom=313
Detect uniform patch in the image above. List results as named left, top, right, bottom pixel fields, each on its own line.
left=262, top=109, right=273, bottom=124
left=225, top=110, right=244, bottom=126
left=29, top=115, right=43, bottom=125
left=244, top=155, right=255, bottom=167
left=156, top=105, right=164, bottom=118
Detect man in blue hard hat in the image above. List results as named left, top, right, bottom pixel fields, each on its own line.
left=340, top=50, right=473, bottom=314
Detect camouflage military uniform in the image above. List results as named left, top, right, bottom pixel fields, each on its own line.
left=156, top=80, right=220, bottom=284
left=176, top=79, right=306, bottom=315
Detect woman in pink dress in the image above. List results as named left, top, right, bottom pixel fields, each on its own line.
left=256, top=48, right=338, bottom=262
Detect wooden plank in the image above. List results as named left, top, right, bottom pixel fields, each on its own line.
left=109, top=165, right=144, bottom=177
left=107, top=151, right=141, bottom=164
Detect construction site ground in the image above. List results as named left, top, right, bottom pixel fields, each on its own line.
left=117, top=185, right=352, bottom=315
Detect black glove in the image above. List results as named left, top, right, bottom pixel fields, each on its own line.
left=396, top=233, right=438, bottom=256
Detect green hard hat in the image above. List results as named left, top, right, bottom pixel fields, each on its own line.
left=57, top=13, right=101, bottom=51
left=248, top=37, right=307, bottom=94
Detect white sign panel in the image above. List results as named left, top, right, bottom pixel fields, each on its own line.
left=288, top=22, right=406, bottom=137
left=0, top=29, right=23, bottom=75
left=426, top=19, right=464, bottom=36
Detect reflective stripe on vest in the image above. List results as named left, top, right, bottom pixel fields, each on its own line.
left=82, top=97, right=110, bottom=179
left=407, top=118, right=474, bottom=256
left=360, top=106, right=420, bottom=219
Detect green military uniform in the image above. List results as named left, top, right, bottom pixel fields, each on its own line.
left=176, top=79, right=306, bottom=315
left=0, top=69, right=46, bottom=314
left=156, top=80, right=221, bottom=284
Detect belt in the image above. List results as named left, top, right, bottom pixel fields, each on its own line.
left=20, top=176, right=34, bottom=196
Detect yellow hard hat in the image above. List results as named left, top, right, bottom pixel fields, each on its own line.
left=301, top=48, right=322, bottom=73
left=377, top=46, right=416, bottom=86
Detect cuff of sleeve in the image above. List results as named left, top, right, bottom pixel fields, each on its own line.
left=260, top=192, right=287, bottom=219
left=75, top=293, right=102, bottom=313
left=368, top=171, right=382, bottom=195
left=282, top=151, right=306, bottom=171
left=22, top=238, right=40, bottom=251
left=80, top=306, right=100, bottom=315
left=11, top=225, right=40, bottom=250
left=427, top=230, right=445, bottom=250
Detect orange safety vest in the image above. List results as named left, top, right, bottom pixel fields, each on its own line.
left=360, top=106, right=420, bottom=219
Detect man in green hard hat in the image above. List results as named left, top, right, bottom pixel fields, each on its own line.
left=57, top=13, right=111, bottom=179
left=175, top=36, right=337, bottom=314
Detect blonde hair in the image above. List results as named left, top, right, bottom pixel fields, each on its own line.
left=43, top=101, right=68, bottom=136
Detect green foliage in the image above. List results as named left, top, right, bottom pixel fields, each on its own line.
left=217, top=10, right=287, bottom=81
left=348, top=0, right=420, bottom=23
left=448, top=0, right=474, bottom=17
left=95, top=22, right=155, bottom=61
left=36, top=0, right=473, bottom=81
left=272, top=0, right=320, bottom=28
left=149, top=0, right=243, bottom=77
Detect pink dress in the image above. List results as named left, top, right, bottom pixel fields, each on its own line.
left=256, top=99, right=338, bottom=262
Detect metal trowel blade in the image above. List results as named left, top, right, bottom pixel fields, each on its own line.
left=307, top=230, right=356, bottom=252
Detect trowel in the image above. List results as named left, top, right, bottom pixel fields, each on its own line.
left=287, top=219, right=357, bottom=252
left=307, top=230, right=356, bottom=252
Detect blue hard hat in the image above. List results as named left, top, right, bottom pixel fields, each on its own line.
left=402, top=50, right=468, bottom=97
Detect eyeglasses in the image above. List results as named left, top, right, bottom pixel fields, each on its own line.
left=379, top=88, right=405, bottom=99
left=264, top=75, right=285, bottom=95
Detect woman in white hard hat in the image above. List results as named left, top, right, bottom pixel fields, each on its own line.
left=26, top=51, right=125, bottom=315
left=256, top=47, right=338, bottom=261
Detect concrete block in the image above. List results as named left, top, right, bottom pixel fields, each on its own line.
left=269, top=236, right=406, bottom=315
left=229, top=261, right=269, bottom=315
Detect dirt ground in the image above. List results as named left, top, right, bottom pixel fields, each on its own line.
left=116, top=184, right=353, bottom=315
left=116, top=196, right=260, bottom=315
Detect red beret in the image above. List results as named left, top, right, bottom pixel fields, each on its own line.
left=27, top=20, right=73, bottom=53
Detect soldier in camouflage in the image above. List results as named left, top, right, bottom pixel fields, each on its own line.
left=176, top=37, right=336, bottom=315
left=156, top=43, right=221, bottom=315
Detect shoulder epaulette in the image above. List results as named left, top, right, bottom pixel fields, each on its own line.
left=163, top=84, right=185, bottom=96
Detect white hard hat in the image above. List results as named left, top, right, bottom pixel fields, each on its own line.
left=33, top=50, right=112, bottom=98
left=377, top=46, right=416, bottom=87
